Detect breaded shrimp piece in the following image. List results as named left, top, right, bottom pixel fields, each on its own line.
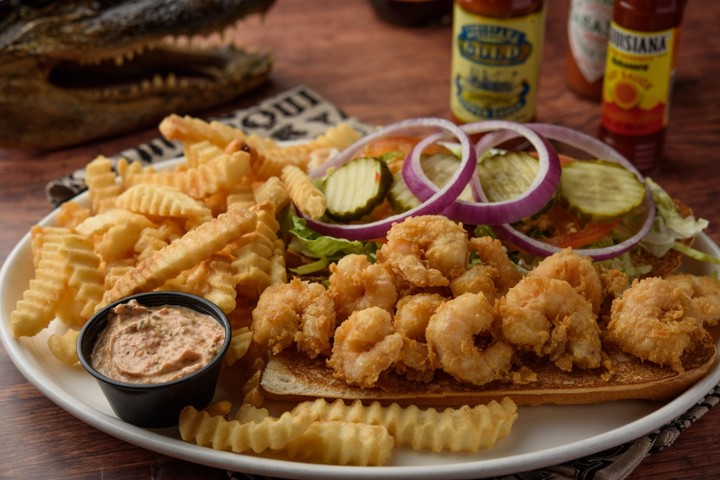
left=427, top=292, right=513, bottom=386
left=327, top=306, right=404, bottom=388
left=251, top=278, right=336, bottom=358
left=607, top=276, right=704, bottom=372
left=469, top=236, right=522, bottom=295
left=377, top=215, right=469, bottom=288
left=327, top=254, right=397, bottom=321
left=449, top=263, right=499, bottom=302
left=528, top=248, right=604, bottom=314
left=665, top=273, right=720, bottom=326
left=393, top=293, right=445, bottom=381
left=498, top=276, right=601, bottom=371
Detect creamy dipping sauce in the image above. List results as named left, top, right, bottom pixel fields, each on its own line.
left=91, top=300, right=225, bottom=384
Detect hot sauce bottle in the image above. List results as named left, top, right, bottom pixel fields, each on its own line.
left=598, top=0, right=687, bottom=172
left=566, top=0, right=614, bottom=100
left=450, top=0, right=547, bottom=124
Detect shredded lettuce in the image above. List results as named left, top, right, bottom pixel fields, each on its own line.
left=638, top=177, right=710, bottom=257
left=282, top=210, right=379, bottom=274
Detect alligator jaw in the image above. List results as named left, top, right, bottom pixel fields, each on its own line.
left=0, top=0, right=275, bottom=150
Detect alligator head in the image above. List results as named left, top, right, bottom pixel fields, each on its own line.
left=0, top=0, right=275, bottom=150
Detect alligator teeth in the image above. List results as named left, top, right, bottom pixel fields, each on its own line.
left=114, top=55, right=124, bottom=66
left=224, top=24, right=237, bottom=45
left=166, top=73, right=178, bottom=88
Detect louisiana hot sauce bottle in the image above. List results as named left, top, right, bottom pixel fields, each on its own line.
left=450, top=0, right=546, bottom=124
left=598, top=0, right=687, bottom=172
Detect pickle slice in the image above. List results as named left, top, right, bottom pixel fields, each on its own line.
left=560, top=160, right=646, bottom=222
left=476, top=151, right=539, bottom=202
left=323, top=156, right=392, bottom=221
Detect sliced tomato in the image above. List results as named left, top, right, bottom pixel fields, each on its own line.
left=518, top=204, right=620, bottom=249
left=361, top=136, right=421, bottom=158
left=359, top=136, right=451, bottom=173
left=545, top=221, right=620, bottom=249
left=542, top=205, right=621, bottom=249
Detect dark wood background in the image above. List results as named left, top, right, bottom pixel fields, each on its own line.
left=1, top=0, right=718, bottom=478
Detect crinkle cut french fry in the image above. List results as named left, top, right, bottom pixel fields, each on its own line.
left=249, top=123, right=362, bottom=176
left=279, top=421, right=394, bottom=466
left=159, top=114, right=246, bottom=149
left=293, top=397, right=518, bottom=453
left=281, top=165, right=326, bottom=220
left=204, top=254, right=238, bottom=314
left=184, top=140, right=222, bottom=168
left=269, top=238, right=288, bottom=285
left=11, top=247, right=70, bottom=337
left=55, top=201, right=90, bottom=230
left=125, top=150, right=250, bottom=199
left=100, top=208, right=257, bottom=307
left=223, top=327, right=253, bottom=367
left=115, top=184, right=212, bottom=223
left=61, top=234, right=105, bottom=321
left=85, top=155, right=122, bottom=214
left=231, top=202, right=279, bottom=298
left=47, top=329, right=79, bottom=366
left=178, top=406, right=315, bottom=454
left=252, top=176, right=290, bottom=212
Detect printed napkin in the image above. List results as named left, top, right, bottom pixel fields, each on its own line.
left=46, top=85, right=720, bottom=480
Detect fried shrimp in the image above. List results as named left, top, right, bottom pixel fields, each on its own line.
left=449, top=264, right=499, bottom=302
left=607, top=276, right=704, bottom=372
left=251, top=278, right=335, bottom=358
left=528, top=248, right=604, bottom=313
left=393, top=293, right=445, bottom=381
left=377, top=215, right=469, bottom=288
left=498, top=276, right=601, bottom=371
left=426, top=292, right=513, bottom=386
left=665, top=274, right=720, bottom=326
left=327, top=306, right=404, bottom=388
left=327, top=254, right=397, bottom=320
left=469, top=236, right=522, bottom=295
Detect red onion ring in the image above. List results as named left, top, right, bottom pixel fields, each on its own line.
left=402, top=120, right=562, bottom=224
left=303, top=117, right=476, bottom=240
left=472, top=123, right=657, bottom=260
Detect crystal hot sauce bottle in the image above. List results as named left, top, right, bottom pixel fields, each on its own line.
left=598, top=0, right=687, bottom=172
left=450, top=0, right=546, bottom=124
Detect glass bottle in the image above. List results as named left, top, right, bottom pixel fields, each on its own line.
left=598, top=0, right=688, bottom=172
left=566, top=0, right=614, bottom=100
left=369, top=0, right=453, bottom=27
left=450, top=0, right=546, bottom=124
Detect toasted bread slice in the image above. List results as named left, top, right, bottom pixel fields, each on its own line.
left=261, top=329, right=716, bottom=407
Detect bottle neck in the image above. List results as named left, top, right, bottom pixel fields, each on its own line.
left=613, top=0, right=687, bottom=31
left=456, top=0, right=544, bottom=18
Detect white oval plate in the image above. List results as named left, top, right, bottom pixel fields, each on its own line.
left=1, top=161, right=719, bottom=479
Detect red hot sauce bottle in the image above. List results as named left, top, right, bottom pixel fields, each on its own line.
left=598, top=0, right=687, bottom=172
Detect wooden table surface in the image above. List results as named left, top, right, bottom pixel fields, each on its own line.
left=1, top=0, right=718, bottom=478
